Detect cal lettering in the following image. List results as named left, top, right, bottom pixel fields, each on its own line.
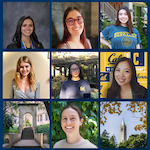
left=108, top=53, right=122, bottom=64
left=133, top=53, right=139, bottom=65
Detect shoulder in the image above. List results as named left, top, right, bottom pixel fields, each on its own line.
left=11, top=79, right=16, bottom=84
left=7, top=43, right=13, bottom=49
left=53, top=139, right=66, bottom=148
left=57, top=43, right=70, bottom=49
left=81, top=79, right=90, bottom=84
left=35, top=80, right=40, bottom=87
left=82, top=139, right=97, bottom=148
left=138, top=84, right=147, bottom=92
left=132, top=27, right=139, bottom=33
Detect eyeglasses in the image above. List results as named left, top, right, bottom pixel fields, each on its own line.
left=71, top=68, right=79, bottom=71
left=65, top=16, right=84, bottom=26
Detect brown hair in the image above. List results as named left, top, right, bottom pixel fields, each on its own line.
left=57, top=7, right=90, bottom=49
left=115, top=5, right=133, bottom=34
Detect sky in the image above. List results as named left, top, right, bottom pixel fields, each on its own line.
left=100, top=101, right=147, bottom=145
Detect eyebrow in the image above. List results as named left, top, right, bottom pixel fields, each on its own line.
left=62, top=115, right=77, bottom=117
left=66, top=16, right=82, bottom=19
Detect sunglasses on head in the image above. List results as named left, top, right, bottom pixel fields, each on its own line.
left=65, top=16, right=84, bottom=26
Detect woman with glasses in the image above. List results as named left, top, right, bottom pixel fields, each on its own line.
left=57, top=7, right=92, bottom=49
left=59, top=62, right=91, bottom=99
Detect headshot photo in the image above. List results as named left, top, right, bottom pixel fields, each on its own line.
left=100, top=2, right=147, bottom=49
left=3, top=2, right=50, bottom=49
left=52, top=2, right=98, bottom=49
left=51, top=52, right=99, bottom=99
left=3, top=52, right=50, bottom=99
left=52, top=101, right=98, bottom=148
left=100, top=52, right=147, bottom=99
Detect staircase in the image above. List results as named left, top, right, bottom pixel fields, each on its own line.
left=21, top=127, right=34, bottom=139
left=100, top=2, right=117, bottom=23
left=12, top=127, right=41, bottom=148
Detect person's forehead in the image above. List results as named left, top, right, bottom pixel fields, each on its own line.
left=66, top=10, right=82, bottom=19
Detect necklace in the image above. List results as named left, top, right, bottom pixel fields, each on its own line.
left=21, top=38, right=33, bottom=49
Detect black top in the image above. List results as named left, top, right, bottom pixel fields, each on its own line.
left=107, top=84, right=147, bottom=99
left=6, top=42, right=44, bottom=49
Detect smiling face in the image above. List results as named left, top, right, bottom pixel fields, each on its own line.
left=114, top=61, right=132, bottom=87
left=61, top=108, right=83, bottom=136
left=118, top=9, right=129, bottom=26
left=21, top=19, right=34, bottom=38
left=19, top=61, right=31, bottom=77
left=66, top=10, right=84, bottom=37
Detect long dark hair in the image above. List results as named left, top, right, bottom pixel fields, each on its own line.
left=57, top=7, right=90, bottom=49
left=115, top=5, right=133, bottom=34
left=107, top=57, right=140, bottom=98
left=68, top=62, right=84, bottom=80
left=12, top=15, right=41, bottom=48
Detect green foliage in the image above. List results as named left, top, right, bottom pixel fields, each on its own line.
left=100, top=18, right=114, bottom=49
left=52, top=101, right=98, bottom=147
left=51, top=75, right=68, bottom=99
left=100, top=136, right=116, bottom=148
left=119, top=133, right=147, bottom=148
left=135, top=14, right=147, bottom=49
left=3, top=113, right=13, bottom=134
left=9, top=126, right=18, bottom=133
left=110, top=134, right=117, bottom=145
left=101, top=129, right=109, bottom=139
left=37, top=124, right=50, bottom=144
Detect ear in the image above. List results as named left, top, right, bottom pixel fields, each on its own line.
left=80, top=118, right=84, bottom=126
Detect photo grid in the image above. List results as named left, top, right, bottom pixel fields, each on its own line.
left=2, top=1, right=148, bottom=150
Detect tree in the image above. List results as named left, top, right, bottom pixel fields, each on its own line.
left=119, top=133, right=147, bottom=148
left=126, top=101, right=147, bottom=131
left=101, top=129, right=109, bottom=139
left=100, top=136, right=116, bottom=148
left=110, top=134, right=117, bottom=145
left=52, top=101, right=98, bottom=147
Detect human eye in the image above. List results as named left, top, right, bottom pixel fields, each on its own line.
left=22, top=24, right=26, bottom=27
left=29, top=24, right=33, bottom=27
left=68, top=19, right=74, bottom=23
left=62, top=117, right=67, bottom=121
left=115, top=69, right=120, bottom=72
left=71, top=117, right=76, bottom=120
left=26, top=65, right=29, bottom=68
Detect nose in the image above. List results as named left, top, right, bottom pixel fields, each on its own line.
left=66, top=118, right=71, bottom=124
left=74, top=20, right=79, bottom=26
left=119, top=71, right=124, bottom=77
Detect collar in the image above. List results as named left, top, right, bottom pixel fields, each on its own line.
left=21, top=39, right=36, bottom=49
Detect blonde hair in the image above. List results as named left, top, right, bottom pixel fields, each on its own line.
left=15, top=56, right=36, bottom=92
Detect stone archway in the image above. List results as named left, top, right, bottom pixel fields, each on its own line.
left=18, top=104, right=38, bottom=133
left=23, top=113, right=33, bottom=127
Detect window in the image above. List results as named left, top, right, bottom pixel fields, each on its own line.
left=40, top=115, right=42, bottom=121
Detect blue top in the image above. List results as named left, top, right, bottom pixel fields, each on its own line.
left=59, top=79, right=91, bottom=99
left=102, top=25, right=141, bottom=49
left=21, top=40, right=36, bottom=49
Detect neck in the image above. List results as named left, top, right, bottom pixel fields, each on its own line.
left=21, top=75, right=29, bottom=81
left=120, top=23, right=127, bottom=27
left=71, top=76, right=80, bottom=81
left=120, top=84, right=131, bottom=93
left=21, top=36, right=31, bottom=43
left=70, top=35, right=81, bottom=43
left=66, top=134, right=84, bottom=144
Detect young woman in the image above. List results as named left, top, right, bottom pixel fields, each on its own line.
left=53, top=104, right=97, bottom=148
left=59, top=62, right=91, bottom=99
left=57, top=7, right=92, bottom=49
left=100, top=5, right=141, bottom=49
left=9, top=56, right=40, bottom=99
left=107, top=57, right=147, bottom=99
left=7, top=15, right=44, bottom=49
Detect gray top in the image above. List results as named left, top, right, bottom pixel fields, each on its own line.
left=9, top=79, right=40, bottom=99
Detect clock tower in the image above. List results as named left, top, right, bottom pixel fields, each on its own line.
left=120, top=118, right=127, bottom=143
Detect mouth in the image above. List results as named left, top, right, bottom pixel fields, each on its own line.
left=73, top=27, right=80, bottom=31
left=118, top=78, right=126, bottom=83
